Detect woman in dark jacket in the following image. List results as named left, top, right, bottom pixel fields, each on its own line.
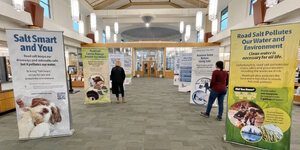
left=110, top=60, right=126, bottom=103
left=201, top=61, right=229, bottom=120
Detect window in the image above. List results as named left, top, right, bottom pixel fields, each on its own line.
left=197, top=31, right=200, bottom=43
left=220, top=7, right=228, bottom=31
left=73, top=21, right=79, bottom=32
left=249, top=0, right=257, bottom=15
left=40, top=0, right=51, bottom=18
left=102, top=30, right=106, bottom=43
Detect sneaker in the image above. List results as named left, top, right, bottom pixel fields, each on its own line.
left=200, top=112, right=209, bottom=118
left=216, top=116, right=222, bottom=121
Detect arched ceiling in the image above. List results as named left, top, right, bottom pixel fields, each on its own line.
left=85, top=0, right=208, bottom=10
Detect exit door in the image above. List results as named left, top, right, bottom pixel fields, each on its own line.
left=143, top=61, right=156, bottom=77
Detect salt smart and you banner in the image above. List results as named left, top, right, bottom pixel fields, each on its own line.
left=226, top=23, right=300, bottom=150
left=6, top=29, right=73, bottom=140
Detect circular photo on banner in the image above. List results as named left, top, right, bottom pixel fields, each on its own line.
left=192, top=90, right=208, bottom=105
left=86, top=75, right=108, bottom=101
left=241, top=125, right=262, bottom=143
left=228, top=101, right=264, bottom=129
left=193, top=77, right=211, bottom=105
left=260, top=124, right=283, bottom=143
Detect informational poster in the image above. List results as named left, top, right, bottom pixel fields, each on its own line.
left=109, top=53, right=124, bottom=74
left=6, top=29, right=72, bottom=140
left=82, top=48, right=110, bottom=104
left=173, top=53, right=180, bottom=86
left=226, top=23, right=300, bottom=150
left=178, top=53, right=192, bottom=92
left=190, top=46, right=219, bottom=105
left=124, top=55, right=132, bottom=85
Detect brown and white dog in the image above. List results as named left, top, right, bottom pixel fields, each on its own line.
left=16, top=98, right=62, bottom=139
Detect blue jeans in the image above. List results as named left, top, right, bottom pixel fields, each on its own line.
left=205, top=89, right=227, bottom=118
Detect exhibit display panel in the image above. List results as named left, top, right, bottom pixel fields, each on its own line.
left=108, top=48, right=132, bottom=84
left=226, top=23, right=300, bottom=150
left=82, top=47, right=111, bottom=104
left=190, top=46, right=219, bottom=105
left=178, top=52, right=192, bottom=92
left=6, top=29, right=73, bottom=140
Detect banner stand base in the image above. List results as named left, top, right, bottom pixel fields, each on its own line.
left=223, top=134, right=267, bottom=150
left=19, top=129, right=75, bottom=141
left=69, top=90, right=80, bottom=94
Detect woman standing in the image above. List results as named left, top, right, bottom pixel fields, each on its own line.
left=111, top=60, right=126, bottom=103
left=201, top=61, right=228, bottom=121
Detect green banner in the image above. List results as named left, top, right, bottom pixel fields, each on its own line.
left=82, top=47, right=111, bottom=104
left=226, top=23, right=300, bottom=150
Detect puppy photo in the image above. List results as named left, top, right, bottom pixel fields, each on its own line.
left=16, top=98, right=62, bottom=139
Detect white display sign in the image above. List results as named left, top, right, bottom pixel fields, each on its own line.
left=109, top=53, right=124, bottom=74
left=124, top=55, right=132, bottom=85
left=109, top=53, right=125, bottom=88
left=190, top=46, right=219, bottom=105
left=6, top=29, right=72, bottom=140
left=178, top=53, right=192, bottom=92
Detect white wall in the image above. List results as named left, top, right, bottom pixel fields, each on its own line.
left=1, top=0, right=11, bottom=4
left=227, top=0, right=250, bottom=28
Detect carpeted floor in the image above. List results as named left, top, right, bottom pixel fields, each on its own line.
left=0, top=78, right=299, bottom=150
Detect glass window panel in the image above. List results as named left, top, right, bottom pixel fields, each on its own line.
left=221, top=18, right=228, bottom=31
left=41, top=0, right=49, bottom=4
left=220, top=7, right=228, bottom=31
left=250, top=0, right=257, bottom=15
left=40, top=2, right=50, bottom=18
left=102, top=31, right=106, bottom=43
left=73, top=20, right=79, bottom=32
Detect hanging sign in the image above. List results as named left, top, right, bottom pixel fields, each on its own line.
left=190, top=46, right=219, bottom=105
left=6, top=29, right=73, bottom=140
left=82, top=48, right=110, bottom=104
left=226, top=23, right=300, bottom=150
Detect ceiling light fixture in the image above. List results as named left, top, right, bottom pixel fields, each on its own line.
left=90, top=13, right=97, bottom=32
left=94, top=30, right=99, bottom=43
left=211, top=19, right=218, bottom=35
left=114, top=34, right=117, bottom=43
left=114, top=22, right=119, bottom=34
left=145, top=23, right=150, bottom=28
left=179, top=21, right=184, bottom=34
left=105, top=26, right=111, bottom=41
left=78, top=20, right=84, bottom=35
left=185, top=25, right=191, bottom=42
left=208, top=0, right=218, bottom=21
left=142, top=15, right=153, bottom=28
left=199, top=29, right=205, bottom=42
left=71, top=0, right=80, bottom=22
left=12, top=0, right=24, bottom=12
left=195, top=11, right=203, bottom=31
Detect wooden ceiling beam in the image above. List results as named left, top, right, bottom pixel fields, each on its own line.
left=93, top=0, right=119, bottom=10
left=183, top=0, right=208, bottom=7
left=118, top=2, right=183, bottom=9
